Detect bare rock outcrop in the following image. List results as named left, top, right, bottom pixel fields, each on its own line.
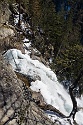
left=0, top=54, right=57, bottom=125
left=0, top=25, right=15, bottom=40
left=0, top=1, right=11, bottom=26
left=0, top=1, right=25, bottom=53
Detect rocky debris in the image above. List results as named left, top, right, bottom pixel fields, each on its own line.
left=0, top=54, right=57, bottom=125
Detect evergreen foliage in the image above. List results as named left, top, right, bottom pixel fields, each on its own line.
left=28, top=0, right=83, bottom=94
left=1, top=0, right=83, bottom=94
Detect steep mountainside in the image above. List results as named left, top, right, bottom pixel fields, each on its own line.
left=0, top=1, right=83, bottom=125
left=0, top=2, right=58, bottom=125
left=0, top=54, right=57, bottom=125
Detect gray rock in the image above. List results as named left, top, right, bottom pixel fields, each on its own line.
left=0, top=54, right=57, bottom=125
left=0, top=1, right=11, bottom=26
left=0, top=26, right=15, bottom=39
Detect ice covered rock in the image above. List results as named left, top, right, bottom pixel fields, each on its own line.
left=0, top=54, right=56, bottom=125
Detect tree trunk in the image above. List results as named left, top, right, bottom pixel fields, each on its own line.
left=38, top=69, right=83, bottom=121
left=69, top=69, right=83, bottom=120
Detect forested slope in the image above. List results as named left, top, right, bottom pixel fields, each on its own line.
left=0, top=0, right=83, bottom=125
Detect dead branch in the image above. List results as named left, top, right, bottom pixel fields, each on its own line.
left=68, top=69, right=83, bottom=120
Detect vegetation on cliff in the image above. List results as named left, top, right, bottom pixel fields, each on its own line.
left=0, top=1, right=83, bottom=124
left=1, top=0, right=83, bottom=93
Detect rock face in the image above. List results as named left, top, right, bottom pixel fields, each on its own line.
left=0, top=2, right=15, bottom=53
left=0, top=54, right=56, bottom=125
left=0, top=25, right=15, bottom=39
left=0, top=1, right=11, bottom=26
left=0, top=2, right=24, bottom=53
left=0, top=2, right=57, bottom=125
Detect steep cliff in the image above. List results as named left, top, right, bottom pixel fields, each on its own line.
left=0, top=54, right=57, bottom=125
left=0, top=2, right=57, bottom=125
left=0, top=1, right=83, bottom=125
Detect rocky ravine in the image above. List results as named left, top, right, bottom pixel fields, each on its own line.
left=1, top=1, right=80, bottom=125
left=0, top=1, right=58, bottom=125
left=0, top=54, right=57, bottom=125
